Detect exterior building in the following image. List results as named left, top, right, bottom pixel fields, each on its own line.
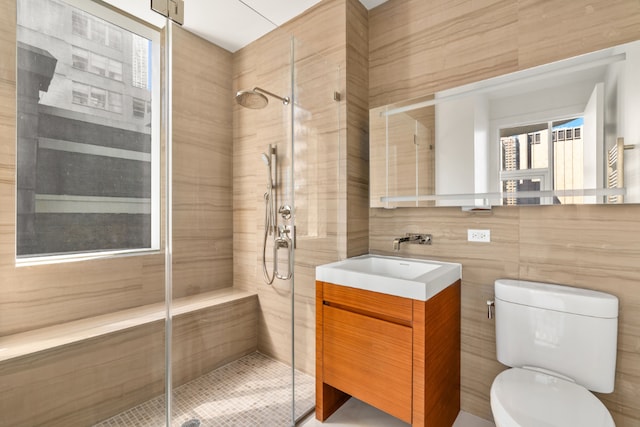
left=16, top=0, right=154, bottom=256
left=500, top=122, right=584, bottom=205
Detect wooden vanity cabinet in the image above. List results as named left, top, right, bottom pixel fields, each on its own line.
left=315, top=280, right=461, bottom=426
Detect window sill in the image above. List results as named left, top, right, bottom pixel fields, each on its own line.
left=16, top=247, right=162, bottom=267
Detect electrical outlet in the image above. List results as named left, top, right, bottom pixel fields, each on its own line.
left=468, top=229, right=490, bottom=242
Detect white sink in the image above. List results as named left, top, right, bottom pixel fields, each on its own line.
left=316, top=254, right=462, bottom=301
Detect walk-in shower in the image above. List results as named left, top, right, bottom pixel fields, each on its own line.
left=6, top=0, right=339, bottom=423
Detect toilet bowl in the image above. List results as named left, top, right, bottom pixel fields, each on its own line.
left=490, top=279, right=618, bottom=427
left=490, top=368, right=614, bottom=427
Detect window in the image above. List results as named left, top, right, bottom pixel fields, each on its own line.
left=72, top=9, right=124, bottom=50
left=499, top=116, right=584, bottom=206
left=72, top=11, right=88, bottom=38
left=574, top=127, right=581, bottom=139
left=17, top=0, right=160, bottom=260
left=88, top=86, right=106, bottom=109
left=565, top=128, right=573, bottom=140
left=72, top=82, right=122, bottom=113
left=72, top=82, right=90, bottom=105
left=132, top=97, right=146, bottom=118
left=89, top=53, right=107, bottom=76
left=107, top=59, right=123, bottom=81
left=72, top=46, right=89, bottom=70
left=72, top=47, right=123, bottom=82
left=107, top=28, right=122, bottom=50
left=91, top=19, right=106, bottom=45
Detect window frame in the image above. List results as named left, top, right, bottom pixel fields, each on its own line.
left=17, top=0, right=162, bottom=265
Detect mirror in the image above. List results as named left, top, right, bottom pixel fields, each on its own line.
left=370, top=40, right=640, bottom=208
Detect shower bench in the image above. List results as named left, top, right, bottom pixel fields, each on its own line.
left=0, top=288, right=258, bottom=426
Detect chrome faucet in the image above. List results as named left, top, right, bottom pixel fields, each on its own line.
left=393, top=233, right=432, bottom=251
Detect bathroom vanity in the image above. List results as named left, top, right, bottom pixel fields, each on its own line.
left=315, top=255, right=461, bottom=426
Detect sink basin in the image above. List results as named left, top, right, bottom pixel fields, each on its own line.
left=316, top=254, right=461, bottom=301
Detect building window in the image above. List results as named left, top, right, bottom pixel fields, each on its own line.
left=89, top=53, right=107, bottom=76
left=557, top=129, right=565, bottom=141
left=72, top=82, right=90, bottom=105
left=565, top=128, right=573, bottom=140
left=17, top=0, right=160, bottom=260
left=72, top=46, right=89, bottom=70
left=73, top=46, right=123, bottom=82
left=72, top=11, right=88, bottom=38
left=72, top=9, right=124, bottom=50
left=132, top=97, right=146, bottom=118
left=91, top=19, right=107, bottom=45
left=72, top=82, right=123, bottom=114
left=108, top=28, right=122, bottom=50
left=107, top=60, right=123, bottom=81
left=574, top=127, right=581, bottom=139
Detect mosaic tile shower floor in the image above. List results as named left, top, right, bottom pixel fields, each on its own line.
left=94, top=352, right=315, bottom=427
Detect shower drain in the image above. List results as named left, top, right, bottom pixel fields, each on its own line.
left=181, top=419, right=201, bottom=427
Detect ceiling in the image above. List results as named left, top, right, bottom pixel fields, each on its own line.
left=103, top=0, right=388, bottom=52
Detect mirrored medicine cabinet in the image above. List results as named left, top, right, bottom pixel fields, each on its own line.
left=370, top=40, right=640, bottom=208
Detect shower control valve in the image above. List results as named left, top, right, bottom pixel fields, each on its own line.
left=278, top=224, right=296, bottom=249
left=279, top=205, right=292, bottom=220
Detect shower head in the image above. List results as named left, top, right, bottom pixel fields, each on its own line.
left=236, top=90, right=269, bottom=109
left=261, top=151, right=274, bottom=190
left=235, top=87, right=290, bottom=109
left=261, top=152, right=271, bottom=167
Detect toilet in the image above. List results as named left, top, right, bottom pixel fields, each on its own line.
left=490, top=279, right=618, bottom=427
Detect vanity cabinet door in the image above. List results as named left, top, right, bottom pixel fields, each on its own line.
left=322, top=304, right=413, bottom=423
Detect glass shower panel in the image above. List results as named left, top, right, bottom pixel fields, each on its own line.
left=291, top=36, right=342, bottom=423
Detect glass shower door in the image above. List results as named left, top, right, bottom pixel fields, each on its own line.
left=291, top=36, right=342, bottom=424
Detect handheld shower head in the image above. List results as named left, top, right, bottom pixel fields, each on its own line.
left=262, top=152, right=273, bottom=189
left=261, top=152, right=271, bottom=167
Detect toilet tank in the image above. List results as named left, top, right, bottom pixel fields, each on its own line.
left=495, top=279, right=619, bottom=393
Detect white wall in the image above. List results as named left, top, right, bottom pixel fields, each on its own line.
left=583, top=82, right=604, bottom=203
left=435, top=96, right=475, bottom=205
left=621, top=42, right=640, bottom=202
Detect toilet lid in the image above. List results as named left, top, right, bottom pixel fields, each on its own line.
left=491, top=368, right=615, bottom=427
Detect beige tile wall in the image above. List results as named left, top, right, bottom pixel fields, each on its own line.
left=369, top=0, right=640, bottom=423
left=0, top=294, right=257, bottom=426
left=171, top=25, right=234, bottom=297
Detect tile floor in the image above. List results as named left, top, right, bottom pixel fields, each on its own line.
left=300, top=398, right=495, bottom=427
left=94, top=351, right=494, bottom=427
left=94, top=352, right=315, bottom=427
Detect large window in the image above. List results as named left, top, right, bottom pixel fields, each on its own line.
left=499, top=117, right=584, bottom=205
left=16, top=0, right=161, bottom=260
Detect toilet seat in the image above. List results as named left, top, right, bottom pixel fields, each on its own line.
left=490, top=367, right=615, bottom=427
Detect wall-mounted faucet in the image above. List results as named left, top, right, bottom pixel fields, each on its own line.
left=393, top=233, right=432, bottom=251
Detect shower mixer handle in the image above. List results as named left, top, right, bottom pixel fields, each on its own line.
left=279, top=205, right=292, bottom=220
left=274, top=226, right=293, bottom=280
